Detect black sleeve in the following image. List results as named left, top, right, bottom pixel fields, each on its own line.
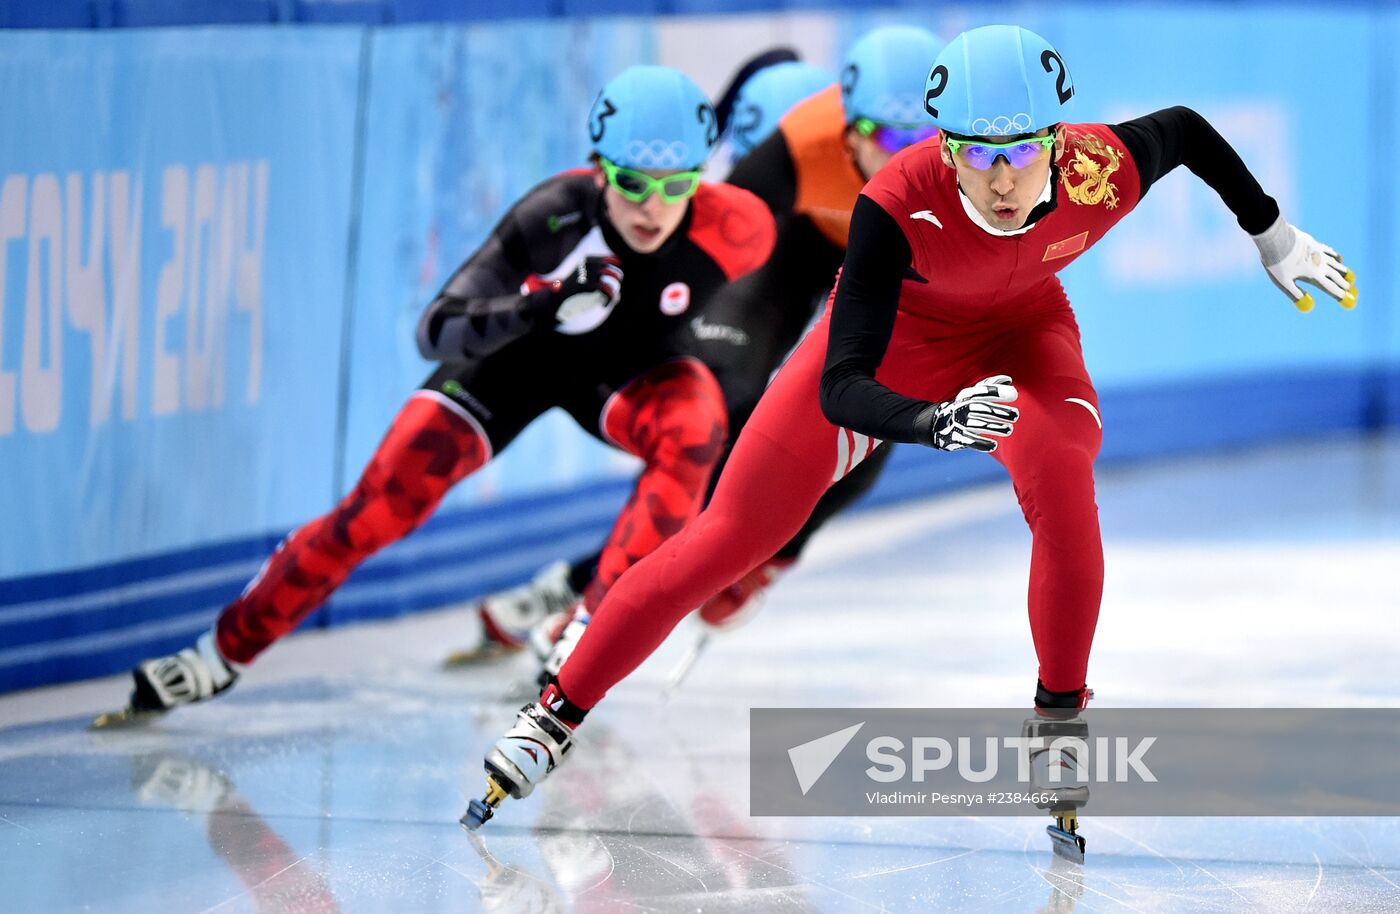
left=726, top=129, right=798, bottom=217
left=1109, top=106, right=1280, bottom=234
left=416, top=177, right=607, bottom=362
left=415, top=208, right=555, bottom=361
left=819, top=196, right=932, bottom=443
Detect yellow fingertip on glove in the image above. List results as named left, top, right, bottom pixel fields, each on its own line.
left=1294, top=292, right=1315, bottom=313
left=1341, top=285, right=1358, bottom=310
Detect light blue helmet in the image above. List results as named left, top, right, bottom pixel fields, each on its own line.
left=589, top=65, right=718, bottom=171
left=727, top=61, right=833, bottom=155
left=840, top=25, right=945, bottom=128
left=923, top=25, right=1075, bottom=137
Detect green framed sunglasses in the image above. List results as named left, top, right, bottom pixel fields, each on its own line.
left=945, top=135, right=1056, bottom=170
left=599, top=156, right=702, bottom=204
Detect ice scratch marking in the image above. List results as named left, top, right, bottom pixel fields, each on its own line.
left=628, top=843, right=708, bottom=893
left=1314, top=831, right=1400, bottom=894
left=1096, top=819, right=1187, bottom=878
left=193, top=856, right=313, bottom=914
left=716, top=841, right=887, bottom=911
left=1030, top=864, right=1151, bottom=914
left=848, top=847, right=977, bottom=879
left=577, top=838, right=617, bottom=894
left=0, top=814, right=38, bottom=834
left=1306, top=852, right=1323, bottom=906
left=1186, top=860, right=1262, bottom=910
left=435, top=855, right=486, bottom=886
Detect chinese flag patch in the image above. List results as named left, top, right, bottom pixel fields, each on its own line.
left=1042, top=231, right=1089, bottom=262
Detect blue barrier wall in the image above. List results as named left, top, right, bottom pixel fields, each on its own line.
left=1, top=3, right=1395, bottom=692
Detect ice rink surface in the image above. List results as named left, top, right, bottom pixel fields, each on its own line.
left=3, top=434, right=1399, bottom=913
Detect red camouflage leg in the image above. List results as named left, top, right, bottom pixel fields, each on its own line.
left=560, top=333, right=845, bottom=709
left=581, top=358, right=728, bottom=609
left=215, top=393, right=489, bottom=664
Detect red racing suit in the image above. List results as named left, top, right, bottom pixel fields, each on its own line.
left=555, top=110, right=1281, bottom=711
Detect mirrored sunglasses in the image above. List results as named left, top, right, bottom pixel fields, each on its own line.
left=945, top=135, right=1056, bottom=170
left=855, top=117, right=940, bottom=153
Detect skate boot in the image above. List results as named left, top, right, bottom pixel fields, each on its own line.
left=92, top=630, right=239, bottom=728
left=1023, top=701, right=1092, bottom=863
left=531, top=606, right=590, bottom=689
left=461, top=692, right=577, bottom=830
left=445, top=561, right=579, bottom=666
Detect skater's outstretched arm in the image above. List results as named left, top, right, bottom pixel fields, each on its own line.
left=1110, top=107, right=1356, bottom=311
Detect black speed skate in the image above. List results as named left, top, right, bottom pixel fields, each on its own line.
left=91, top=630, right=238, bottom=729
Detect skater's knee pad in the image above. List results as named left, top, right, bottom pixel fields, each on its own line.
left=338, top=395, right=491, bottom=549
left=602, top=358, right=727, bottom=476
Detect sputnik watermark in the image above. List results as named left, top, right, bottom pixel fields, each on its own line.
left=752, top=709, right=1400, bottom=817
left=863, top=735, right=1157, bottom=784
left=787, top=724, right=1155, bottom=798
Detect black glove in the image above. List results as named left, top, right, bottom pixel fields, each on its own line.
left=913, top=374, right=1020, bottom=452
left=535, top=256, right=624, bottom=335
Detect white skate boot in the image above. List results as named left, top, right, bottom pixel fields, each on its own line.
left=461, top=699, right=576, bottom=829
left=445, top=561, right=579, bottom=666
left=528, top=606, right=590, bottom=689
left=93, top=630, right=239, bottom=728
left=1023, top=710, right=1091, bottom=863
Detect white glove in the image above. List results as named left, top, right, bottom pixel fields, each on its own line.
left=914, top=375, right=1020, bottom=452
left=550, top=256, right=624, bottom=335
left=1252, top=216, right=1357, bottom=313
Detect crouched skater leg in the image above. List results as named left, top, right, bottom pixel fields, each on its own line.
left=99, top=394, right=490, bottom=726
left=464, top=332, right=862, bottom=826
left=531, top=357, right=729, bottom=673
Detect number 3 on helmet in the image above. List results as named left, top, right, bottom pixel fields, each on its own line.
left=589, top=66, right=718, bottom=171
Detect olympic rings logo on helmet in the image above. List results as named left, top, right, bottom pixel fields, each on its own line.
left=589, top=66, right=717, bottom=171
left=970, top=114, right=1035, bottom=137
left=624, top=140, right=692, bottom=170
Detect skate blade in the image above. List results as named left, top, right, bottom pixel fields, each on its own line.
left=442, top=640, right=524, bottom=669
left=89, top=707, right=162, bottom=730
left=1047, top=824, right=1086, bottom=864
left=460, top=776, right=510, bottom=831
left=661, top=632, right=711, bottom=700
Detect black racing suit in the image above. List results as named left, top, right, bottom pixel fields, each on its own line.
left=417, top=169, right=773, bottom=450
